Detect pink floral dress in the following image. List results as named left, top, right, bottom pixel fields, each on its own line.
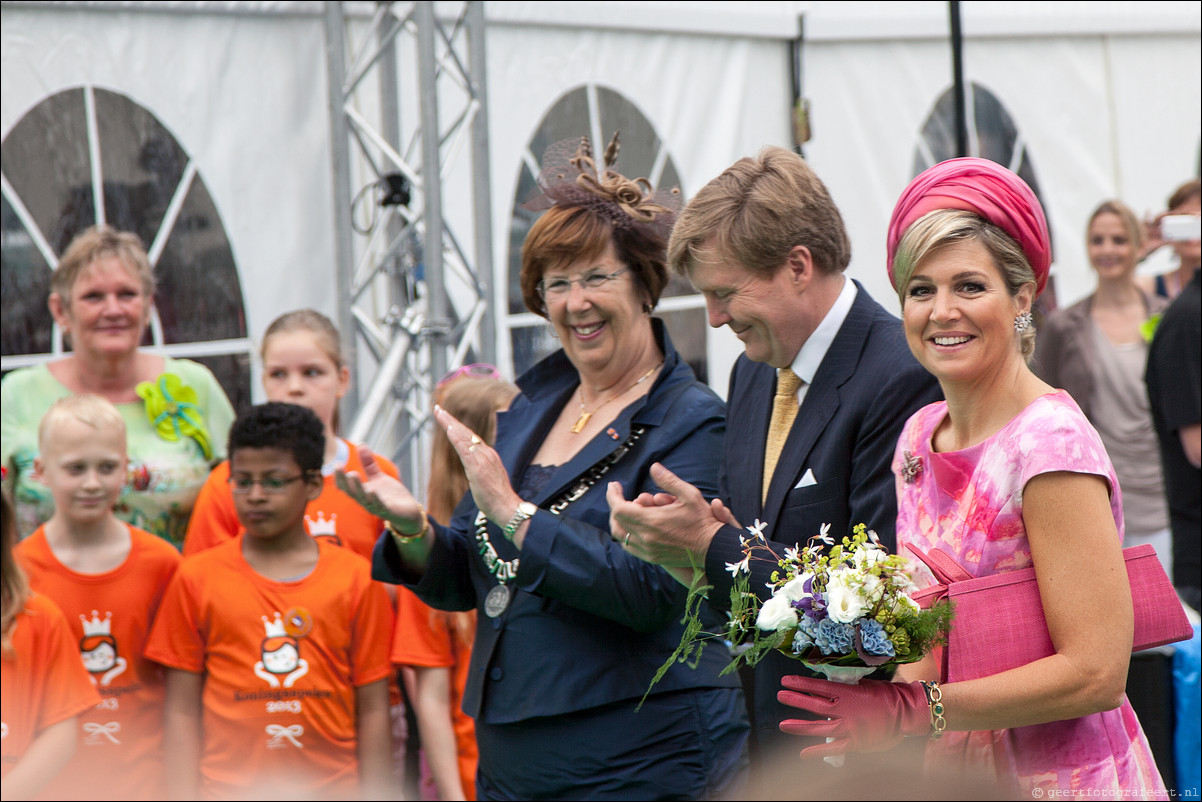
left=894, top=391, right=1166, bottom=798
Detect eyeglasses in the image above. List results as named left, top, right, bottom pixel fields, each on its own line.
left=436, top=362, right=504, bottom=389
left=537, top=267, right=630, bottom=300
left=228, top=475, right=306, bottom=494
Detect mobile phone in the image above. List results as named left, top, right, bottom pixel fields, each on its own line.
left=1161, top=214, right=1201, bottom=242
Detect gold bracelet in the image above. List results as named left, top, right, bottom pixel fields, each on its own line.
left=386, top=508, right=428, bottom=544
left=923, top=681, right=946, bottom=740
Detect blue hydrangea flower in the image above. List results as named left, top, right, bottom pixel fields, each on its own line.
left=791, top=628, right=814, bottom=655
left=858, top=618, right=896, bottom=657
left=814, top=618, right=855, bottom=655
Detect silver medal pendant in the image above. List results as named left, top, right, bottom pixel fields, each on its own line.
left=484, top=584, right=512, bottom=618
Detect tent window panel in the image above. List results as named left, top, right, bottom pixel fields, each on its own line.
left=152, top=175, right=247, bottom=345
left=190, top=353, right=253, bottom=418
left=658, top=308, right=709, bottom=386
left=508, top=163, right=538, bottom=315
left=527, top=87, right=592, bottom=164
left=0, top=195, right=54, bottom=356
left=509, top=324, right=558, bottom=378
left=913, top=81, right=1054, bottom=309
left=94, top=88, right=189, bottom=251
left=0, top=87, right=251, bottom=409
left=0, top=88, right=93, bottom=255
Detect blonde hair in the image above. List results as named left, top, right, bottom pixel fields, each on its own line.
left=428, top=375, right=518, bottom=643
left=668, top=146, right=851, bottom=278
left=1088, top=200, right=1144, bottom=254
left=37, top=394, right=127, bottom=454
left=261, top=309, right=346, bottom=433
left=2, top=492, right=29, bottom=656
left=893, top=209, right=1038, bottom=360
left=53, top=225, right=155, bottom=306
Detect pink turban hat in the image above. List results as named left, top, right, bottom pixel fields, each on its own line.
left=886, top=158, right=1051, bottom=297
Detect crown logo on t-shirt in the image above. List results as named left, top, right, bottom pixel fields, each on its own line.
left=261, top=612, right=288, bottom=638
left=305, top=511, right=338, bottom=537
left=80, top=610, right=113, bottom=636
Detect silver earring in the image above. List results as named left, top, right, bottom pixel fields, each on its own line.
left=1014, top=311, right=1033, bottom=333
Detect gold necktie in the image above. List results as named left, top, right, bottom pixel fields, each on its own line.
left=763, top=368, right=803, bottom=504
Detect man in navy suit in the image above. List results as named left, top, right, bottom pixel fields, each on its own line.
left=608, top=146, right=942, bottom=763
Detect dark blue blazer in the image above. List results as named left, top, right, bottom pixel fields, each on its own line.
left=703, top=281, right=943, bottom=754
left=374, top=321, right=741, bottom=725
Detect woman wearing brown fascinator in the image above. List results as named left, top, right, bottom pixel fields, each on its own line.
left=338, top=134, right=749, bottom=800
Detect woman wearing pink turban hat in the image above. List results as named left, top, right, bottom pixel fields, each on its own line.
left=776, top=159, right=1167, bottom=798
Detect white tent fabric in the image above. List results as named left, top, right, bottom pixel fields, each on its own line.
left=2, top=0, right=1199, bottom=396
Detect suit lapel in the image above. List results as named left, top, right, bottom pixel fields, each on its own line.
left=761, top=289, right=872, bottom=523
left=727, top=360, right=774, bottom=521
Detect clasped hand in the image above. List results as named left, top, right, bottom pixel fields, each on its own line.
left=605, top=463, right=733, bottom=572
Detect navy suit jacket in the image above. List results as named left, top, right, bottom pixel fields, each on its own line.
left=703, top=281, right=943, bottom=755
left=374, top=321, right=741, bottom=725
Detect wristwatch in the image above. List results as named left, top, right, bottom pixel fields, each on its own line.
left=502, top=501, right=537, bottom=541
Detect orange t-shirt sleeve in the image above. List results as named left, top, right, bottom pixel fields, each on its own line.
left=349, top=572, right=396, bottom=687
left=1, top=593, right=100, bottom=775
left=390, top=588, right=455, bottom=668
left=183, top=461, right=240, bottom=556
left=143, top=568, right=207, bottom=673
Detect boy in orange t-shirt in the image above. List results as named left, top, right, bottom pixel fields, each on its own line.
left=145, top=402, right=393, bottom=801
left=13, top=395, right=180, bottom=801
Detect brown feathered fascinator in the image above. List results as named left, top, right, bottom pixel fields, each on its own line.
left=522, top=132, right=682, bottom=240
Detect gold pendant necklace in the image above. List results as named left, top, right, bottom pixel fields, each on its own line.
left=570, top=361, right=663, bottom=433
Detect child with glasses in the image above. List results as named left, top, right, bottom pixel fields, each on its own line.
left=13, top=394, right=178, bottom=800
left=145, top=403, right=394, bottom=800
left=184, top=310, right=402, bottom=561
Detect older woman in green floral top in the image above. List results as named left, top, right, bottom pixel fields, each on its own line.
left=1, top=225, right=234, bottom=547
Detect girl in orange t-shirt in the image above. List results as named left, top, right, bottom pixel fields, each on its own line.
left=2, top=492, right=101, bottom=800
left=184, top=309, right=400, bottom=560
left=394, top=369, right=517, bottom=801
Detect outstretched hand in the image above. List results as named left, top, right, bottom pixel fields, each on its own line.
left=433, top=405, right=522, bottom=527
left=335, top=446, right=423, bottom=530
left=606, top=463, right=726, bottom=574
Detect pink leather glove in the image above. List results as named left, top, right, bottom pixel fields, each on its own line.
left=778, top=675, right=931, bottom=759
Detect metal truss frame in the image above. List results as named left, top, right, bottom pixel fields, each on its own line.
left=323, top=0, right=494, bottom=490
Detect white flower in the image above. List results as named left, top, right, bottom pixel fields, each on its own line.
left=756, top=592, right=800, bottom=632
left=857, top=572, right=885, bottom=606
left=725, top=556, right=750, bottom=577
left=778, top=572, right=813, bottom=602
left=853, top=545, right=887, bottom=571
left=817, top=523, right=834, bottom=545
left=825, top=571, right=869, bottom=623
left=891, top=594, right=921, bottom=617
left=746, top=519, right=768, bottom=540
left=783, top=545, right=801, bottom=563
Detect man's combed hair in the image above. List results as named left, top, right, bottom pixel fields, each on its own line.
left=227, top=402, right=325, bottom=474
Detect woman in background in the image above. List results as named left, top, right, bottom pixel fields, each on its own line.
left=1035, top=200, right=1171, bottom=572
left=1, top=225, right=234, bottom=547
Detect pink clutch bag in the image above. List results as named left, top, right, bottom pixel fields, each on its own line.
left=907, top=543, right=1192, bottom=683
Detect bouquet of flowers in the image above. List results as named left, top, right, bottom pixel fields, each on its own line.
left=648, top=522, right=952, bottom=694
